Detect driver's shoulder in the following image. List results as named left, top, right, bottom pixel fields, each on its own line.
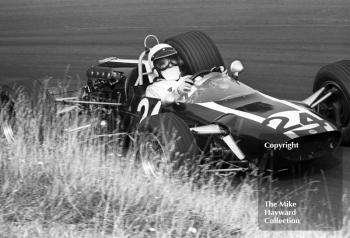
left=146, top=80, right=179, bottom=93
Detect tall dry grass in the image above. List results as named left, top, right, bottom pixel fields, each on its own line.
left=0, top=89, right=349, bottom=238
left=0, top=104, right=257, bottom=237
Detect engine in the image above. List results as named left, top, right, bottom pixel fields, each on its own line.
left=79, top=65, right=130, bottom=133
left=82, top=66, right=128, bottom=104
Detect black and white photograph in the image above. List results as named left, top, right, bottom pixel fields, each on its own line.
left=0, top=0, right=349, bottom=237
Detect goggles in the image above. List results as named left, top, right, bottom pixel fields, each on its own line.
left=154, top=55, right=179, bottom=71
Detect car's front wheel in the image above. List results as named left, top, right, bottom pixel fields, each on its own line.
left=313, top=60, right=350, bottom=145
left=136, top=113, right=200, bottom=178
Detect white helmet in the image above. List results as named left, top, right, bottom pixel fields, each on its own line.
left=148, top=43, right=181, bottom=80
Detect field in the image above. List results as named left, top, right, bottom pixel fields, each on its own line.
left=0, top=0, right=350, bottom=237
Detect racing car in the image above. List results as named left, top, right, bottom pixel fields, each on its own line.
left=1, top=31, right=350, bottom=177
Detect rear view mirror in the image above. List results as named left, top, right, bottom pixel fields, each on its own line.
left=230, top=60, right=244, bottom=79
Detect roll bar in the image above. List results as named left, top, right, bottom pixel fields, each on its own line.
left=135, top=50, right=147, bottom=86
left=134, top=35, right=160, bottom=86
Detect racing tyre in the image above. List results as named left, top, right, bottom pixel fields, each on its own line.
left=165, top=31, right=225, bottom=74
left=313, top=60, right=350, bottom=145
left=0, top=79, right=55, bottom=144
left=136, top=113, right=200, bottom=178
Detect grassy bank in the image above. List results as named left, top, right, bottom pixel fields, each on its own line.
left=0, top=113, right=257, bottom=237
left=0, top=106, right=349, bottom=238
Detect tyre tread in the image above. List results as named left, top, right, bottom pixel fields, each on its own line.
left=165, top=31, right=225, bottom=74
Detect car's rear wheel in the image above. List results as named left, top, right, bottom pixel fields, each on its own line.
left=313, top=60, right=350, bottom=145
left=136, top=113, right=200, bottom=178
left=165, top=31, right=225, bottom=74
left=0, top=80, right=55, bottom=144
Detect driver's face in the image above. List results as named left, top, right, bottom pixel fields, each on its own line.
left=160, top=65, right=181, bottom=81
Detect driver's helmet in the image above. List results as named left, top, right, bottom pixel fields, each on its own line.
left=148, top=43, right=181, bottom=81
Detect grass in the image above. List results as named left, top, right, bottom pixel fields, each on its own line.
left=0, top=89, right=349, bottom=238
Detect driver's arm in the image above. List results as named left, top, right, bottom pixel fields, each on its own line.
left=146, top=79, right=191, bottom=102
left=147, top=77, right=194, bottom=104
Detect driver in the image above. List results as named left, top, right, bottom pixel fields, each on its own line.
left=145, top=43, right=193, bottom=101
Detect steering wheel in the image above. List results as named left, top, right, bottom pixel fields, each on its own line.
left=190, top=69, right=212, bottom=82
